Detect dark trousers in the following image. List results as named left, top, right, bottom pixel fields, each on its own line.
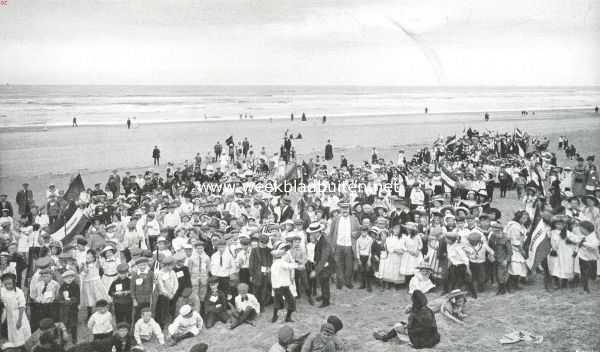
left=114, top=302, right=133, bottom=325
left=306, top=262, right=317, bottom=295
left=449, top=264, right=476, bottom=297
left=94, top=332, right=113, bottom=341
left=253, top=275, right=272, bottom=311
left=59, top=304, right=78, bottom=342
left=30, top=303, right=58, bottom=331
left=580, top=259, right=597, bottom=291
left=216, top=276, right=230, bottom=295
left=485, top=259, right=496, bottom=284
left=294, top=269, right=311, bottom=297
left=499, top=181, right=509, bottom=197
left=273, top=286, right=296, bottom=312
left=155, top=295, right=172, bottom=329
left=205, top=311, right=229, bottom=328
left=318, top=273, right=331, bottom=303
left=469, top=262, right=486, bottom=291
left=334, top=245, right=354, bottom=287
left=239, top=268, right=250, bottom=285
left=153, top=157, right=159, bottom=166
left=358, top=256, right=372, bottom=287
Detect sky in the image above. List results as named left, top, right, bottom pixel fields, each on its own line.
left=0, top=0, right=599, bottom=85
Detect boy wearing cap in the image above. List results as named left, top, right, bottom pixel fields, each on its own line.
left=109, top=263, right=134, bottom=325
left=488, top=222, right=512, bottom=295
left=210, top=239, right=234, bottom=295
left=155, top=256, right=179, bottom=329
left=290, top=235, right=313, bottom=305
left=167, top=304, right=203, bottom=346
left=134, top=307, right=165, bottom=346
left=130, top=257, right=154, bottom=321
left=173, top=252, right=193, bottom=316
left=445, top=232, right=477, bottom=298
left=270, top=241, right=298, bottom=323
left=29, top=268, right=60, bottom=331
left=204, top=276, right=231, bottom=328
left=58, top=270, right=80, bottom=342
left=465, top=232, right=494, bottom=293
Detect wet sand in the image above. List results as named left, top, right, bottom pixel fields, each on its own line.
left=1, top=108, right=599, bottom=204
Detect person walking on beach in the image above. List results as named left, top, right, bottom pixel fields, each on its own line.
left=152, top=146, right=161, bottom=166
left=214, top=141, right=223, bottom=161
left=72, top=117, right=78, bottom=127
left=127, top=118, right=132, bottom=129
left=324, top=140, right=334, bottom=161
left=484, top=112, right=490, bottom=121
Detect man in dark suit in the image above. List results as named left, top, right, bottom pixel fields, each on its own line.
left=0, top=194, right=13, bottom=218
left=309, top=222, right=333, bottom=308
left=329, top=202, right=360, bottom=289
left=15, top=183, right=33, bottom=217
left=278, top=196, right=294, bottom=223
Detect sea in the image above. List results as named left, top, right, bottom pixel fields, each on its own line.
left=0, top=85, right=599, bottom=128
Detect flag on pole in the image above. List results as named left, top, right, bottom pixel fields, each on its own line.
left=440, top=165, right=458, bottom=190
left=225, top=136, right=234, bottom=146
left=50, top=174, right=90, bottom=243
left=526, top=210, right=551, bottom=270
left=445, top=135, right=457, bottom=146
left=63, top=174, right=85, bottom=202
left=518, top=140, right=527, bottom=158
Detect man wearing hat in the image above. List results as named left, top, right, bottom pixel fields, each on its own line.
left=329, top=201, right=360, bottom=289
left=249, top=234, right=274, bottom=310
left=15, top=183, right=33, bottom=217
left=308, top=222, right=334, bottom=308
left=278, top=196, right=295, bottom=224
left=109, top=263, right=134, bottom=325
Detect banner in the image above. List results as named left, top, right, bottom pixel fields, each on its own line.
left=50, top=208, right=91, bottom=244
left=526, top=218, right=551, bottom=270
left=440, top=165, right=458, bottom=190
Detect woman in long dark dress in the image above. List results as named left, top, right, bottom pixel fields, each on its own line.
left=373, top=290, right=440, bottom=349
left=407, top=290, right=441, bottom=349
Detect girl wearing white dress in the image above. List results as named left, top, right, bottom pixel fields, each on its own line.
left=379, top=223, right=405, bottom=288
left=399, top=222, right=424, bottom=282
left=80, top=249, right=110, bottom=318
left=548, top=215, right=582, bottom=288
left=505, top=210, right=530, bottom=290
left=0, top=272, right=31, bottom=348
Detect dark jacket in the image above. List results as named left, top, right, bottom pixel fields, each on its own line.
left=249, top=246, right=273, bottom=287
left=313, top=234, right=333, bottom=276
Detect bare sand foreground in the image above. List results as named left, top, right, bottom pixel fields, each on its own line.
left=1, top=109, right=599, bottom=205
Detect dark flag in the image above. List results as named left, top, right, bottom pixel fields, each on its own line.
left=63, top=174, right=85, bottom=202
left=50, top=174, right=91, bottom=243
left=225, top=136, right=234, bottom=146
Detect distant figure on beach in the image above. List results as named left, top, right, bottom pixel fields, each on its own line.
left=214, top=141, right=223, bottom=161
left=425, top=107, right=428, bottom=114
left=72, top=117, right=78, bottom=127
left=291, top=113, right=294, bottom=121
left=595, top=106, right=598, bottom=113
left=240, top=114, right=243, bottom=120
left=152, top=145, right=161, bottom=166
left=301, top=113, right=307, bottom=121
left=242, top=137, right=250, bottom=158
left=484, top=112, right=489, bottom=121
left=324, top=139, right=334, bottom=161
left=322, top=115, right=327, bottom=124
left=296, top=133, right=302, bottom=139
left=127, top=118, right=132, bottom=129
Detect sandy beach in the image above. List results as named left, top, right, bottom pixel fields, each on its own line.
left=1, top=108, right=599, bottom=205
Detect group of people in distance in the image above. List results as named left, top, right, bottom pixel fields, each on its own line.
left=0, top=125, right=598, bottom=352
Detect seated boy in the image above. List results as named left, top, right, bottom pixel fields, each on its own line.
left=167, top=304, right=203, bottom=346
left=230, top=283, right=260, bottom=329
left=134, top=307, right=165, bottom=346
